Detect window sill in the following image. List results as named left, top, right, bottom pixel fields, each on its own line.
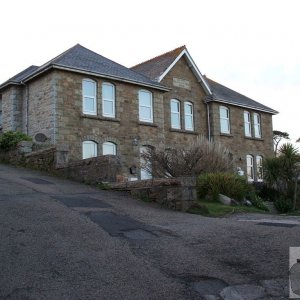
left=244, top=136, right=264, bottom=141
left=220, top=133, right=233, bottom=137
left=170, top=128, right=198, bottom=135
left=81, top=114, right=120, bottom=123
left=138, top=121, right=158, bottom=127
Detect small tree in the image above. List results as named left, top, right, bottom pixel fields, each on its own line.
left=273, top=130, right=290, bottom=156
left=264, top=143, right=300, bottom=210
left=140, top=136, right=233, bottom=178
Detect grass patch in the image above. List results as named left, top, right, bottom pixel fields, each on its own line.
left=188, top=201, right=268, bottom=217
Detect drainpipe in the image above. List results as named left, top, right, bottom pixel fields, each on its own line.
left=203, top=96, right=211, bottom=141
left=21, top=81, right=29, bottom=135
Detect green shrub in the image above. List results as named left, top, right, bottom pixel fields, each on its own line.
left=246, top=190, right=269, bottom=211
left=0, top=131, right=32, bottom=151
left=274, top=196, right=293, bottom=213
left=197, top=172, right=251, bottom=201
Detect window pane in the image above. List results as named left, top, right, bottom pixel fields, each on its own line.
left=256, top=156, right=263, bottom=181
left=171, top=112, right=180, bottom=129
left=139, top=91, right=151, bottom=106
left=140, top=106, right=151, bottom=120
left=171, top=100, right=179, bottom=112
left=220, top=107, right=228, bottom=118
left=221, top=119, right=229, bottom=132
left=102, top=84, right=114, bottom=99
left=83, top=80, right=95, bottom=97
left=84, top=97, right=95, bottom=112
left=184, top=103, right=192, bottom=114
left=246, top=155, right=254, bottom=181
left=103, top=100, right=114, bottom=116
left=185, top=115, right=193, bottom=130
left=83, top=141, right=97, bottom=159
left=103, top=142, right=116, bottom=155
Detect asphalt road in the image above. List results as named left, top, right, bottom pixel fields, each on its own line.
left=0, top=164, right=298, bottom=299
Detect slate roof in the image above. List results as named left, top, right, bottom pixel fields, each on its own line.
left=205, top=77, right=278, bottom=114
left=0, top=44, right=168, bottom=91
left=131, top=46, right=186, bottom=81
left=0, top=65, right=39, bottom=89
left=131, top=45, right=277, bottom=114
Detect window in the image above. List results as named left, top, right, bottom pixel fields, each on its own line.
left=139, top=90, right=153, bottom=122
left=82, top=141, right=97, bottom=159
left=170, top=99, right=180, bottom=129
left=82, top=79, right=97, bottom=115
left=102, top=83, right=115, bottom=118
left=244, top=111, right=252, bottom=137
left=184, top=101, right=194, bottom=131
left=103, top=142, right=116, bottom=155
left=140, top=146, right=152, bottom=180
left=253, top=113, right=261, bottom=138
left=219, top=106, right=230, bottom=134
left=246, top=155, right=254, bottom=181
left=256, top=156, right=263, bottom=182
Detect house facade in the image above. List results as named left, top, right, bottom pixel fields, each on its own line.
left=0, top=44, right=278, bottom=181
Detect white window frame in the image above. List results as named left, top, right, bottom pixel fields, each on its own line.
left=82, top=140, right=98, bottom=159
left=253, top=113, right=261, bottom=138
left=244, top=111, right=252, bottom=137
left=103, top=142, right=117, bottom=155
left=219, top=106, right=230, bottom=134
left=246, top=155, right=254, bottom=182
left=82, top=79, right=97, bottom=115
left=256, top=155, right=263, bottom=182
left=170, top=99, right=181, bottom=129
left=102, top=82, right=115, bottom=118
left=184, top=101, right=194, bottom=131
left=139, top=90, right=153, bottom=123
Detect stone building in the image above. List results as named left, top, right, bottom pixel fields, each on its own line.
left=0, top=44, right=278, bottom=181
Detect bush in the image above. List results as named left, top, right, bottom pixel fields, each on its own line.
left=253, top=182, right=278, bottom=202
left=246, top=190, right=269, bottom=211
left=274, top=196, right=293, bottom=213
left=140, top=136, right=233, bottom=178
left=197, top=172, right=251, bottom=201
left=0, top=131, right=32, bottom=151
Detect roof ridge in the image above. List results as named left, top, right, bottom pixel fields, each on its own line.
left=37, top=44, right=81, bottom=70
left=131, top=45, right=186, bottom=68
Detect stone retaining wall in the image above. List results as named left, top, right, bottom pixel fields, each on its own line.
left=112, top=177, right=197, bottom=211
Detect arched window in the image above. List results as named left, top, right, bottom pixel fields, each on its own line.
left=82, top=141, right=97, bottom=159
left=244, top=111, right=252, bottom=137
left=82, top=79, right=97, bottom=115
left=103, top=142, right=117, bottom=155
left=184, top=101, right=194, bottom=131
left=246, top=155, right=254, bottom=181
left=102, top=82, right=115, bottom=118
left=219, top=106, right=230, bottom=134
left=170, top=99, right=180, bottom=129
left=253, top=113, right=261, bottom=138
left=256, top=155, right=263, bottom=181
left=139, top=90, right=153, bottom=123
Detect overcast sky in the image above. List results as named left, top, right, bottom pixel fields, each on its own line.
left=1, top=0, right=299, bottom=143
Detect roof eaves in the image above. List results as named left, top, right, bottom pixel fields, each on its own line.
left=25, top=64, right=170, bottom=92
left=211, top=97, right=279, bottom=114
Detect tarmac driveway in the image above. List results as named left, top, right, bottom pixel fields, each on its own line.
left=0, top=164, right=298, bottom=299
